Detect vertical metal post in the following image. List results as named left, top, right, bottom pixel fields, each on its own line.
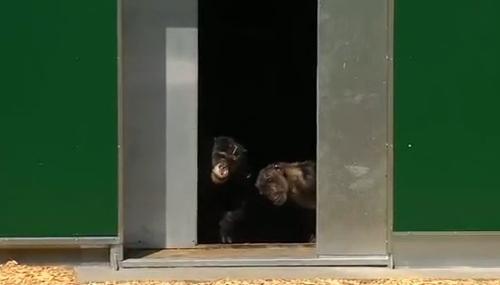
left=386, top=0, right=395, bottom=266
left=115, top=0, right=124, bottom=269
left=110, top=244, right=124, bottom=270
left=317, top=0, right=389, bottom=256
left=165, top=27, right=198, bottom=247
left=122, top=0, right=197, bottom=249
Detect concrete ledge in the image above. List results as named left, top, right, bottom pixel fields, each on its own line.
left=76, top=266, right=500, bottom=283
left=393, top=232, right=500, bottom=268
left=0, top=248, right=109, bottom=266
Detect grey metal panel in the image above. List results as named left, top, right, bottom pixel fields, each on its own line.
left=122, top=0, right=197, bottom=249
left=165, top=28, right=198, bottom=247
left=393, top=233, right=500, bottom=268
left=317, top=0, right=389, bottom=255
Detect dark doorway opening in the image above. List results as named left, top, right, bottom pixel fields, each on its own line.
left=197, top=0, right=317, bottom=244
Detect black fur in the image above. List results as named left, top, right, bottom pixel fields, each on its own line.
left=199, top=136, right=252, bottom=244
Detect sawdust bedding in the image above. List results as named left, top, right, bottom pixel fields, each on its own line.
left=2, top=261, right=500, bottom=285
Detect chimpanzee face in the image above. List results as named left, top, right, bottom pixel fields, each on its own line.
left=255, top=163, right=289, bottom=206
left=211, top=136, right=247, bottom=184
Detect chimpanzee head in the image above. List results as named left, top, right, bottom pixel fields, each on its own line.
left=255, top=162, right=290, bottom=206
left=211, top=136, right=248, bottom=184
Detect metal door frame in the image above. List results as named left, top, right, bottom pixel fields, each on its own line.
left=119, top=0, right=393, bottom=268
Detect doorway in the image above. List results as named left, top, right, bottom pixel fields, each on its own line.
left=122, top=0, right=390, bottom=266
left=197, top=0, right=318, bottom=244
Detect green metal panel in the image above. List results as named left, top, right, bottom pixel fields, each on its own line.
left=395, top=1, right=500, bottom=231
left=0, top=1, right=118, bottom=237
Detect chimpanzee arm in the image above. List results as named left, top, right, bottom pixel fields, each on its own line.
left=304, top=208, right=316, bottom=243
left=219, top=201, right=246, bottom=244
left=293, top=162, right=316, bottom=192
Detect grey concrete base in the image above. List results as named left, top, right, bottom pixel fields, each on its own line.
left=76, top=266, right=500, bottom=283
left=393, top=233, right=500, bottom=268
left=0, top=248, right=109, bottom=266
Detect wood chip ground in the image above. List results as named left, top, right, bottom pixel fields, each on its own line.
left=3, top=261, right=500, bottom=285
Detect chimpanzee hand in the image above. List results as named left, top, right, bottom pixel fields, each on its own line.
left=308, top=233, right=316, bottom=243
left=219, top=207, right=245, bottom=244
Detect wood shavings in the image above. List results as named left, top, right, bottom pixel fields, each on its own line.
left=0, top=260, right=77, bottom=285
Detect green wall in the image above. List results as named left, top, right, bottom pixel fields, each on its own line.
left=0, top=1, right=118, bottom=237
left=395, top=1, right=500, bottom=231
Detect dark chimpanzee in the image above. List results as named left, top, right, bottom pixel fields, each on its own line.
left=255, top=160, right=316, bottom=242
left=205, top=136, right=252, bottom=243
left=211, top=136, right=249, bottom=185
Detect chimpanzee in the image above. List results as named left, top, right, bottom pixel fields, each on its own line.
left=201, top=136, right=252, bottom=243
left=255, top=160, right=316, bottom=242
